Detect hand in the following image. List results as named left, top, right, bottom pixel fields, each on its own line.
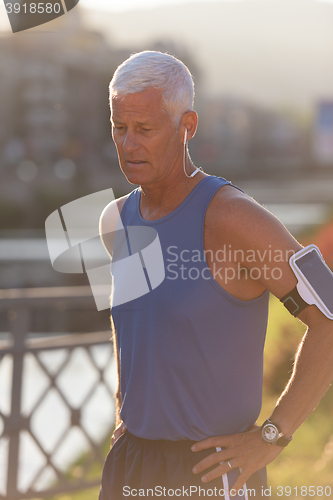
left=111, top=421, right=127, bottom=448
left=191, top=424, right=283, bottom=492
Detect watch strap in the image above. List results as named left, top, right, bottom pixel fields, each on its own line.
left=276, top=434, right=293, bottom=447
left=280, top=286, right=309, bottom=317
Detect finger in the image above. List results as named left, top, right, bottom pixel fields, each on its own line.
left=229, top=469, right=252, bottom=494
left=110, top=423, right=126, bottom=448
left=192, top=449, right=235, bottom=474
left=191, top=435, right=231, bottom=452
left=198, top=463, right=225, bottom=483
left=199, top=458, right=242, bottom=484
left=115, top=423, right=126, bottom=439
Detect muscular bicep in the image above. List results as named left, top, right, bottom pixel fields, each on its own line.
left=215, top=190, right=302, bottom=300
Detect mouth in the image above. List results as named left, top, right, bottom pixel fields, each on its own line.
left=126, top=160, right=147, bottom=167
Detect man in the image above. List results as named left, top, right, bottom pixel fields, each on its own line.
left=99, top=51, right=333, bottom=499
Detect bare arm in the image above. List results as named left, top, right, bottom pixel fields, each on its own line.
left=110, top=315, right=122, bottom=427
left=110, top=315, right=127, bottom=446
left=272, top=305, right=333, bottom=437
left=192, top=190, right=333, bottom=489
left=100, top=195, right=129, bottom=444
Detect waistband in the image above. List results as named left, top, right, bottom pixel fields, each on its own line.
left=124, top=431, right=202, bottom=453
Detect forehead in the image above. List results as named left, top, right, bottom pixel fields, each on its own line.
left=111, top=87, right=170, bottom=123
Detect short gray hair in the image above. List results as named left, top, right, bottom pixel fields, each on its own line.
left=109, top=51, right=195, bottom=125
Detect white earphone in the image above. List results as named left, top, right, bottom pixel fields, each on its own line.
left=183, top=128, right=201, bottom=178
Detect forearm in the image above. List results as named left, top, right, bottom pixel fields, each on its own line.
left=111, top=316, right=122, bottom=427
left=270, top=313, right=333, bottom=437
left=115, top=390, right=122, bottom=427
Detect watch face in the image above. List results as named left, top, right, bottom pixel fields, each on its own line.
left=262, top=424, right=279, bottom=443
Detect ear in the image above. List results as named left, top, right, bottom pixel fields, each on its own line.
left=180, top=110, right=198, bottom=143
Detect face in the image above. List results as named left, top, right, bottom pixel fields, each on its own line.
left=111, top=88, right=183, bottom=187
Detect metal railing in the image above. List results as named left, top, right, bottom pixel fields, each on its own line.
left=0, top=287, right=115, bottom=500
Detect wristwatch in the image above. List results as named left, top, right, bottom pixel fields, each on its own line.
left=261, top=419, right=293, bottom=447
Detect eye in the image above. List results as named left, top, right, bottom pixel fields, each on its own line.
left=113, top=125, right=126, bottom=133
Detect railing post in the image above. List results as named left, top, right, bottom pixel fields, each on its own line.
left=6, top=306, right=30, bottom=499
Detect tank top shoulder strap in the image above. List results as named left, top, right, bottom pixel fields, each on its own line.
left=120, top=176, right=239, bottom=225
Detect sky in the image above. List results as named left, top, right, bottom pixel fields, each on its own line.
left=0, top=0, right=235, bottom=31
left=79, top=0, right=333, bottom=11
left=80, top=0, right=244, bottom=12
left=80, top=0, right=211, bottom=10
left=1, top=0, right=333, bottom=108
left=0, top=0, right=332, bottom=29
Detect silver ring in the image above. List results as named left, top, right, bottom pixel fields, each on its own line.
left=227, top=461, right=232, bottom=470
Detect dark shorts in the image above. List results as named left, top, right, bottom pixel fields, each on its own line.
left=99, top=431, right=268, bottom=500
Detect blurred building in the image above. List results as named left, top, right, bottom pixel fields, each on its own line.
left=0, top=12, right=207, bottom=232
left=0, top=8, right=123, bottom=225
left=313, top=101, right=333, bottom=166
left=193, top=96, right=309, bottom=176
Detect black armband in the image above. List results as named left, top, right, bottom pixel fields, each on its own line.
left=280, top=286, right=309, bottom=317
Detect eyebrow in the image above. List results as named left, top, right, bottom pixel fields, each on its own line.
left=111, top=119, right=155, bottom=126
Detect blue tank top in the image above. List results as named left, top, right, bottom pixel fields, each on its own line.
left=111, top=176, right=269, bottom=441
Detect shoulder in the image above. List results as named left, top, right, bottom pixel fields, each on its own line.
left=207, top=183, right=297, bottom=246
left=100, top=194, right=129, bottom=228
left=207, top=183, right=271, bottom=224
left=99, top=194, right=130, bottom=253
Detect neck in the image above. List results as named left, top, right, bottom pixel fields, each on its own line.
left=139, top=162, right=206, bottom=221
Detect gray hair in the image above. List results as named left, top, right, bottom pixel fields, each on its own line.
left=109, top=51, right=195, bottom=125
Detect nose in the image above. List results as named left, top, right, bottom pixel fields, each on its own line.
left=122, top=130, right=139, bottom=154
